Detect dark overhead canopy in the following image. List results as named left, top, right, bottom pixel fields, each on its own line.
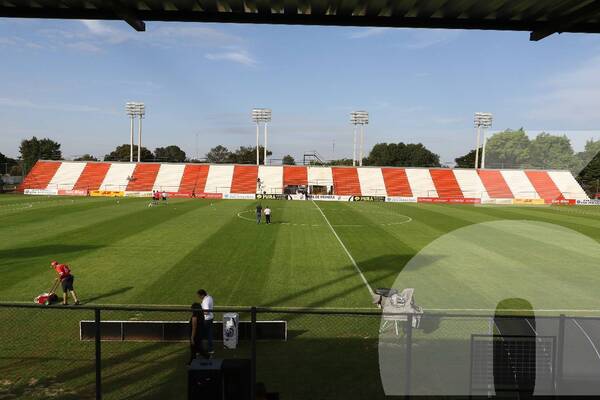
left=2, top=0, right=600, bottom=41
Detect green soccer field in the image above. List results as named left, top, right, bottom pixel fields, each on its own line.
left=2, top=194, right=600, bottom=310
left=2, top=194, right=600, bottom=399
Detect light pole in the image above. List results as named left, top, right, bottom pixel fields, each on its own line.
left=350, top=111, right=369, bottom=167
left=474, top=112, right=493, bottom=169
left=125, top=102, right=145, bottom=162
left=125, top=102, right=136, bottom=162
left=252, top=108, right=272, bottom=165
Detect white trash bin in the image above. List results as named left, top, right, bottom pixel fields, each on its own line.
left=223, top=313, right=239, bottom=349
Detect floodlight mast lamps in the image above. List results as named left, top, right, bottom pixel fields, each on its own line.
left=252, top=108, right=272, bottom=165
left=351, top=111, right=369, bottom=167
left=474, top=112, right=493, bottom=169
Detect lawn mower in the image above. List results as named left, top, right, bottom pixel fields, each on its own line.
left=34, top=279, right=60, bottom=305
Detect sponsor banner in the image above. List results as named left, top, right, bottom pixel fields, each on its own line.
left=418, top=197, right=481, bottom=204
left=90, top=190, right=124, bottom=197
left=385, top=196, right=418, bottom=203
left=256, top=193, right=287, bottom=201
left=513, top=198, right=545, bottom=205
left=194, top=193, right=223, bottom=199
left=124, top=191, right=152, bottom=198
left=223, top=193, right=256, bottom=200
left=58, top=189, right=87, bottom=196
left=551, top=199, right=576, bottom=205
left=289, top=194, right=307, bottom=201
left=308, top=195, right=351, bottom=202
left=351, top=195, right=386, bottom=202
left=576, top=199, right=600, bottom=206
left=24, top=188, right=58, bottom=196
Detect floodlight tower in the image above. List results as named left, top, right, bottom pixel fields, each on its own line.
left=252, top=108, right=272, bottom=165
left=136, top=103, right=145, bottom=162
left=125, top=102, right=137, bottom=162
left=350, top=111, right=369, bottom=167
left=474, top=112, right=492, bottom=169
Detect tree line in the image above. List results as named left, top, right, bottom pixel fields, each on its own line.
left=2, top=131, right=599, bottom=196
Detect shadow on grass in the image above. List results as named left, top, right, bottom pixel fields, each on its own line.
left=82, top=286, right=134, bottom=304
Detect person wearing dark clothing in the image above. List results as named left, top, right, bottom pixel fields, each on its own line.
left=256, top=204, right=263, bottom=224
left=190, top=302, right=208, bottom=363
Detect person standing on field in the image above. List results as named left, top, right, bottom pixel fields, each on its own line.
left=189, top=302, right=208, bottom=363
left=50, top=261, right=80, bottom=305
left=197, top=289, right=215, bottom=354
left=256, top=204, right=263, bottom=224
left=264, top=206, right=272, bottom=224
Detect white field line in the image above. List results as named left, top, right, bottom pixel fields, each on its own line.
left=311, top=200, right=375, bottom=297
left=572, top=319, right=600, bottom=361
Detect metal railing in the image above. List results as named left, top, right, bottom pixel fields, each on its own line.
left=2, top=303, right=600, bottom=399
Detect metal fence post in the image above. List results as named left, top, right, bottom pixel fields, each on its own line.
left=405, top=314, right=413, bottom=397
left=555, top=314, right=566, bottom=394
left=251, top=307, right=257, bottom=400
left=95, top=308, right=102, bottom=400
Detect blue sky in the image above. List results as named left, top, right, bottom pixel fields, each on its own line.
left=1, top=18, right=600, bottom=163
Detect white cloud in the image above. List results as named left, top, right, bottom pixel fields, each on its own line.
left=405, top=29, right=462, bottom=49
left=0, top=97, right=115, bottom=114
left=205, top=50, right=257, bottom=66
left=526, top=55, right=600, bottom=129
left=348, top=28, right=389, bottom=39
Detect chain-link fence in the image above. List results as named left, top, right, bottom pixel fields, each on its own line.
left=2, top=304, right=600, bottom=399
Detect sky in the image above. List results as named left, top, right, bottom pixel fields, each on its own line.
left=1, top=18, right=600, bottom=164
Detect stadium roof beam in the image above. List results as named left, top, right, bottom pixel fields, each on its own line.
left=4, top=0, right=600, bottom=40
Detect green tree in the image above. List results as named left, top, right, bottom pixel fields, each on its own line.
left=366, top=142, right=440, bottom=167
left=527, top=133, right=579, bottom=170
left=328, top=158, right=354, bottom=166
left=577, top=139, right=600, bottom=197
left=104, top=144, right=153, bottom=162
left=154, top=145, right=186, bottom=162
left=282, top=155, right=296, bottom=165
left=454, top=148, right=482, bottom=168
left=19, top=137, right=62, bottom=173
left=74, top=154, right=98, bottom=161
left=205, top=145, right=231, bottom=163
left=484, top=128, right=530, bottom=169
left=0, top=152, right=18, bottom=174
left=228, top=146, right=272, bottom=164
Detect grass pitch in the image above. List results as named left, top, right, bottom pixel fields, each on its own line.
left=1, top=195, right=600, bottom=398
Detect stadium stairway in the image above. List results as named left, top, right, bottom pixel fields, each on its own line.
left=525, top=171, right=563, bottom=201
left=204, top=165, right=234, bottom=193
left=231, top=165, right=259, bottom=194
left=47, top=162, right=86, bottom=191
left=283, top=166, right=308, bottom=187
left=178, top=165, right=210, bottom=194
left=73, top=162, right=111, bottom=192
left=19, top=161, right=61, bottom=190
left=405, top=168, right=438, bottom=198
left=547, top=171, right=589, bottom=200
left=99, top=163, right=136, bottom=192
left=429, top=169, right=464, bottom=198
left=332, top=167, right=362, bottom=196
left=478, top=170, right=514, bottom=198
left=126, top=164, right=161, bottom=192
left=453, top=169, right=488, bottom=199
left=381, top=168, right=413, bottom=197
left=501, top=170, right=540, bottom=199
left=357, top=167, right=387, bottom=196
left=258, top=166, right=284, bottom=194
left=153, top=164, right=186, bottom=192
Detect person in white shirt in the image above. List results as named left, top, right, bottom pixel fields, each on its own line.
left=197, top=289, right=214, bottom=354
left=264, top=206, right=272, bottom=224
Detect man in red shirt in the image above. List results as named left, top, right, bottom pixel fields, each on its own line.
left=51, top=261, right=80, bottom=305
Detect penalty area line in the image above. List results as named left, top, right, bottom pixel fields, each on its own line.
left=311, top=200, right=375, bottom=297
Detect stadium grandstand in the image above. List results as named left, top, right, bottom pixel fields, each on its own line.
left=19, top=160, right=589, bottom=202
